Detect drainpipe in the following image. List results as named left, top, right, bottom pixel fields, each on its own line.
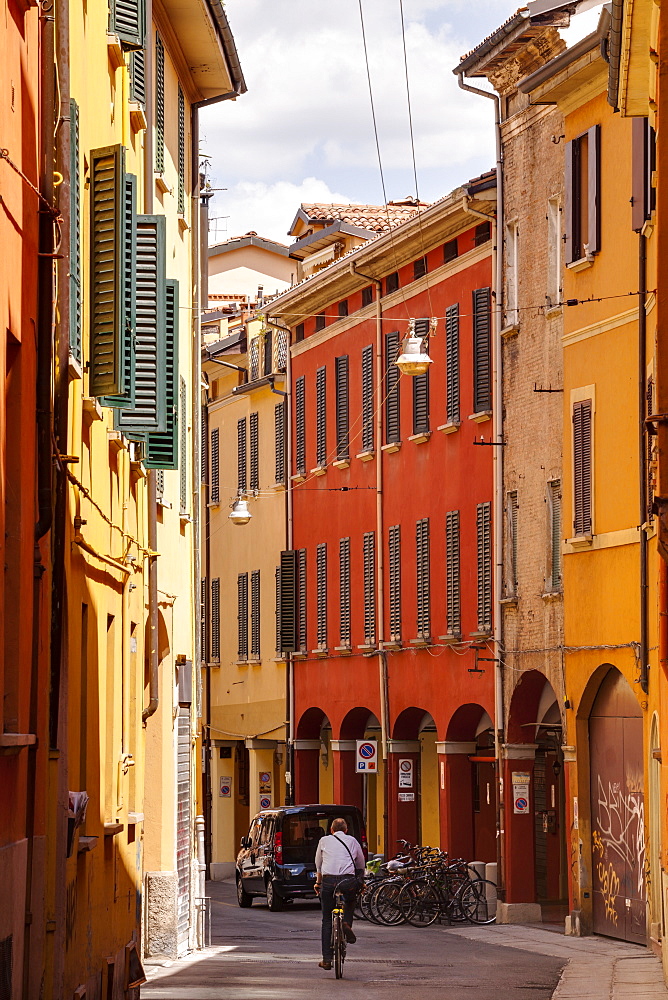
left=350, top=262, right=389, bottom=855
left=458, top=71, right=505, bottom=897
left=639, top=233, right=649, bottom=693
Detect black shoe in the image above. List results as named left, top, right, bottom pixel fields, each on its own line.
left=343, top=923, right=356, bottom=944
left=319, top=960, right=332, bottom=970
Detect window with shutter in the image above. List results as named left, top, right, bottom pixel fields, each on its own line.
left=572, top=400, right=592, bottom=536
left=363, top=532, right=376, bottom=646
left=110, top=0, right=145, bottom=48
left=279, top=550, right=297, bottom=653
left=210, top=578, right=220, bottom=660
left=335, top=355, right=349, bottom=459
left=100, top=173, right=136, bottom=408
left=145, top=280, right=179, bottom=468
left=564, top=125, right=600, bottom=262
left=155, top=34, right=165, bottom=173
left=295, top=323, right=305, bottom=343
left=445, top=304, right=460, bottom=424
left=237, top=574, right=249, bottom=660
left=298, top=548, right=307, bottom=652
left=262, top=331, right=272, bottom=376
left=474, top=222, right=491, bottom=246
left=413, top=256, right=427, bottom=280
left=547, top=480, right=562, bottom=591
left=362, top=286, right=374, bottom=308
left=295, top=376, right=306, bottom=475
left=416, top=518, right=430, bottom=639
left=274, top=402, right=285, bottom=484
left=316, top=367, right=327, bottom=467
left=177, top=86, right=185, bottom=215
left=249, top=411, right=259, bottom=492
left=547, top=198, right=561, bottom=309
left=476, top=502, right=492, bottom=632
left=385, top=272, right=399, bottom=295
left=361, top=344, right=374, bottom=452
left=315, top=312, right=326, bottom=332
left=251, top=570, right=260, bottom=659
left=444, top=238, right=458, bottom=263
left=69, top=100, right=82, bottom=364
left=90, top=145, right=126, bottom=397
left=473, top=287, right=492, bottom=414
left=412, top=318, right=430, bottom=435
left=179, top=377, right=187, bottom=512
left=116, top=214, right=167, bottom=433
left=210, top=427, right=220, bottom=504
left=201, top=578, right=207, bottom=661
left=506, top=491, right=519, bottom=596
left=237, top=417, right=247, bottom=493
left=316, top=543, right=327, bottom=649
left=338, top=300, right=349, bottom=318
left=632, top=117, right=656, bottom=232
left=445, top=511, right=461, bottom=636
left=129, top=48, right=146, bottom=106
left=249, top=339, right=260, bottom=381
left=388, top=525, right=401, bottom=642
left=275, top=328, right=288, bottom=372
left=275, top=566, right=281, bottom=653
left=647, top=377, right=655, bottom=520
left=385, top=332, right=401, bottom=444
left=339, top=538, right=351, bottom=647
left=201, top=406, right=207, bottom=484
left=505, top=222, right=519, bottom=327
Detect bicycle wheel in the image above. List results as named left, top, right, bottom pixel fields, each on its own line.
left=372, top=880, right=406, bottom=925
left=458, top=879, right=497, bottom=925
left=333, top=914, right=345, bottom=978
left=399, top=879, right=440, bottom=927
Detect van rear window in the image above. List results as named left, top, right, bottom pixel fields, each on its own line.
left=281, top=811, right=359, bottom=864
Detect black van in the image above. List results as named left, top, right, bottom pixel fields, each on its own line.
left=235, top=804, right=367, bottom=911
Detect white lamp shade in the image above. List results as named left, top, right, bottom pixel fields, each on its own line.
left=395, top=335, right=433, bottom=376
left=228, top=497, right=252, bottom=525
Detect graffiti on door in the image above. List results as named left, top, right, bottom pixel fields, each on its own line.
left=593, top=773, right=645, bottom=899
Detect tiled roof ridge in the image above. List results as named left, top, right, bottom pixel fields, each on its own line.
left=457, top=6, right=529, bottom=65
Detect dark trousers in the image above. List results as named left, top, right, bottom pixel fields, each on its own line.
left=320, top=875, right=356, bottom=961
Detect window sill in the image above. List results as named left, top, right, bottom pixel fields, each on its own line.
left=500, top=324, right=519, bottom=339
left=272, top=481, right=286, bottom=492
left=310, top=648, right=329, bottom=657
left=291, top=473, right=307, bottom=483
left=408, top=431, right=431, bottom=444
left=129, top=101, right=147, bottom=133
left=566, top=255, right=595, bottom=272
left=104, top=822, right=124, bottom=837
left=438, top=634, right=463, bottom=644
left=437, top=421, right=460, bottom=435
left=357, top=643, right=376, bottom=652
left=82, top=396, right=103, bottom=423
left=541, top=590, right=562, bottom=601
left=68, top=353, right=83, bottom=381
left=382, top=640, right=402, bottom=650
left=334, top=645, right=353, bottom=655
left=356, top=450, right=375, bottom=462
left=106, top=33, right=124, bottom=69
left=566, top=534, right=593, bottom=549
left=0, top=733, right=37, bottom=754
left=206, top=501, right=220, bottom=509
left=179, top=512, right=192, bottom=524
left=469, top=630, right=492, bottom=640
left=292, top=651, right=308, bottom=659
left=130, top=461, right=147, bottom=481
left=155, top=173, right=171, bottom=195
left=469, top=411, right=492, bottom=424
left=332, top=458, right=350, bottom=470
left=157, top=498, right=172, bottom=509
left=235, top=659, right=251, bottom=666
left=499, top=596, right=518, bottom=606
left=310, top=465, right=327, bottom=477
left=272, top=655, right=287, bottom=662
left=247, top=656, right=261, bottom=664
left=410, top=637, right=432, bottom=647
left=78, top=836, right=99, bottom=854
left=545, top=305, right=562, bottom=319
left=178, top=216, right=189, bottom=234
left=207, top=659, right=221, bottom=667
left=381, top=442, right=401, bottom=454
left=107, top=430, right=127, bottom=452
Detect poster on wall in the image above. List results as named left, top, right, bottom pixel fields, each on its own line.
left=398, top=759, right=414, bottom=788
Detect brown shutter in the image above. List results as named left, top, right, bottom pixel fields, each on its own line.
left=237, top=417, right=247, bottom=493
left=385, top=331, right=401, bottom=443
left=316, top=543, right=328, bottom=648
left=363, top=531, right=376, bottom=645
left=339, top=538, right=351, bottom=647
left=564, top=139, right=575, bottom=264
left=473, top=288, right=492, bottom=413
left=295, top=376, right=306, bottom=475
left=361, top=344, right=374, bottom=452
left=298, top=548, right=307, bottom=651
left=388, top=525, right=401, bottom=642
left=587, top=124, right=601, bottom=255
left=573, top=400, right=592, bottom=535
left=237, top=573, right=248, bottom=660
left=279, top=550, right=297, bottom=653
left=335, top=355, right=349, bottom=459
left=316, top=366, right=327, bottom=466
left=249, top=411, right=259, bottom=492
left=632, top=117, right=648, bottom=232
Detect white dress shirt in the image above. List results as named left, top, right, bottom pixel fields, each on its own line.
left=315, top=832, right=365, bottom=875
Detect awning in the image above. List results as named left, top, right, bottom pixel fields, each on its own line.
left=301, top=243, right=340, bottom=273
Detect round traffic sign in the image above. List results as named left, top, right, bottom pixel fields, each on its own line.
left=260, top=796, right=271, bottom=809
left=400, top=759, right=412, bottom=772
left=359, top=742, right=376, bottom=759
left=515, top=797, right=528, bottom=810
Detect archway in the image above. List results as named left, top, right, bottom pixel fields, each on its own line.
left=388, top=707, right=433, bottom=850
left=442, top=704, right=495, bottom=864
left=589, top=667, right=644, bottom=943
left=294, top=708, right=330, bottom=805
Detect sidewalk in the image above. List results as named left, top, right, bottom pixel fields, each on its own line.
left=446, top=923, right=668, bottom=998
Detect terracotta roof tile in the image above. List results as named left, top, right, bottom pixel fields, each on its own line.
left=300, top=199, right=430, bottom=233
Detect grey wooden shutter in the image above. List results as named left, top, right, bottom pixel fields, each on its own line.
left=339, top=538, right=351, bottom=647
left=295, top=376, right=306, bottom=475
left=587, top=124, right=601, bottom=255
left=100, top=173, right=137, bottom=408
left=385, top=332, right=401, bottom=444
left=507, top=490, right=519, bottom=595
left=210, top=427, right=220, bottom=504
left=564, top=139, right=575, bottom=264
left=237, top=573, right=249, bottom=660
left=178, top=86, right=186, bottom=215
left=210, top=578, right=220, bottom=660
left=413, top=371, right=430, bottom=434
left=155, top=34, right=165, bottom=173
left=388, top=525, right=401, bottom=642
left=476, top=502, right=492, bottom=632
left=335, top=355, right=349, bottom=459
left=548, top=481, right=562, bottom=590
left=111, top=0, right=145, bottom=48
left=316, top=366, right=327, bottom=466
left=298, top=548, right=307, bottom=651
left=279, top=550, right=297, bottom=653
left=179, top=377, right=187, bottom=512
left=116, top=215, right=166, bottom=433
left=416, top=518, right=430, bottom=639
left=473, top=287, right=492, bottom=413
left=363, top=531, right=376, bottom=645
left=146, top=279, right=179, bottom=468
left=90, top=145, right=125, bottom=396
left=316, top=543, right=327, bottom=648
left=129, top=48, right=146, bottom=106
left=445, top=511, right=460, bottom=635
left=573, top=400, right=592, bottom=535
left=201, top=578, right=207, bottom=661
left=249, top=411, right=259, bottom=492
left=274, top=401, right=285, bottom=484
left=237, top=417, right=247, bottom=493
left=69, top=100, right=82, bottom=363
left=362, top=344, right=374, bottom=452
left=445, top=304, right=460, bottom=424
left=250, top=570, right=260, bottom=658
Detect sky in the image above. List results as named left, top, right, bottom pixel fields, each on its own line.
left=201, top=1, right=604, bottom=246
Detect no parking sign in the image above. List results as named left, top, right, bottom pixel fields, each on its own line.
left=356, top=740, right=377, bottom=772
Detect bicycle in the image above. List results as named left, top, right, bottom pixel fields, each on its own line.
left=331, top=875, right=359, bottom=979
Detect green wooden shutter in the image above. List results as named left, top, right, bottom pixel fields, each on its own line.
left=361, top=344, right=374, bottom=452
left=210, top=578, right=220, bottom=660
left=275, top=566, right=281, bottom=654
left=69, top=100, right=82, bottom=364
left=237, top=417, right=247, bottom=493
left=111, top=0, right=145, bottom=49
left=201, top=578, right=208, bottom=661
left=416, top=517, right=430, bottom=639
left=116, top=214, right=166, bottom=433
left=249, top=411, right=259, bottom=492
left=548, top=481, right=562, bottom=590
left=587, top=124, right=601, bottom=255
left=477, top=502, right=492, bottom=632
left=573, top=400, right=592, bottom=535
left=145, top=280, right=179, bottom=468
left=90, top=144, right=125, bottom=396
left=155, top=34, right=165, bottom=174
left=250, top=570, right=260, bottom=658
left=100, top=173, right=136, bottom=408
left=274, top=402, right=285, bottom=484
left=130, top=48, right=146, bottom=107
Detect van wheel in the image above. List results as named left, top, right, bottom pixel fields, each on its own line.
left=237, top=877, right=253, bottom=908
left=266, top=878, right=283, bottom=911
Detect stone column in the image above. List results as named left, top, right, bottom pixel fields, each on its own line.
left=437, top=741, right=476, bottom=857
left=246, top=738, right=277, bottom=816
left=293, top=739, right=320, bottom=804
left=499, top=743, right=541, bottom=923
left=387, top=740, right=420, bottom=850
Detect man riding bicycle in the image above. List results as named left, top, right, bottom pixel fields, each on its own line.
left=314, top=817, right=365, bottom=970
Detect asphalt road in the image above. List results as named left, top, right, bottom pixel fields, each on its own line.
left=142, top=880, right=565, bottom=999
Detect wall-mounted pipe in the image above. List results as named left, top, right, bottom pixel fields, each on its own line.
left=638, top=232, right=648, bottom=693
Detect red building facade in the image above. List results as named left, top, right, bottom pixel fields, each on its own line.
left=268, top=183, right=498, bottom=861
